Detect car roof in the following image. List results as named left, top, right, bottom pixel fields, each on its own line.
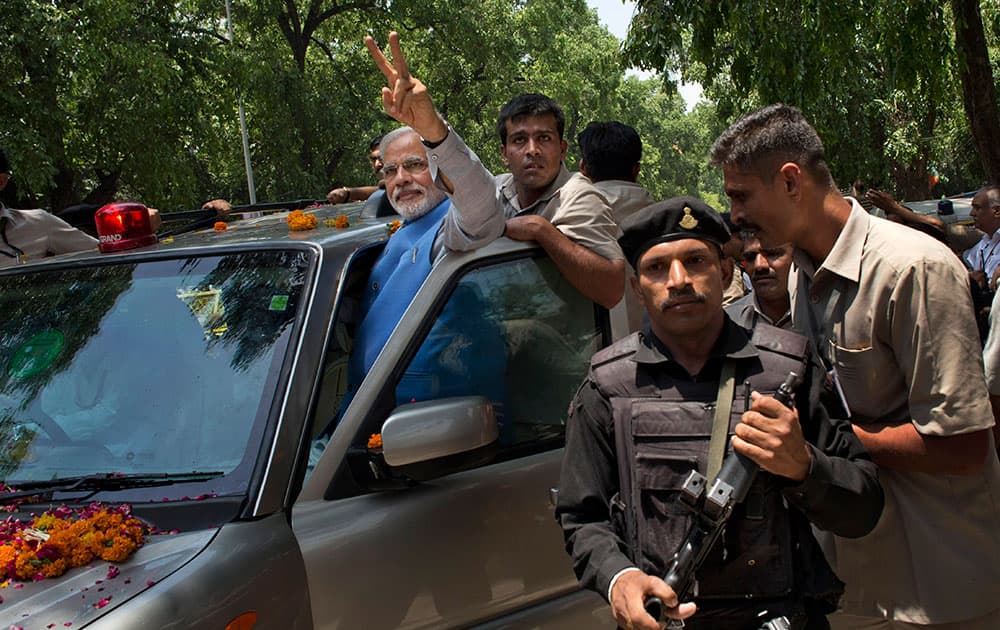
left=4, top=202, right=400, bottom=273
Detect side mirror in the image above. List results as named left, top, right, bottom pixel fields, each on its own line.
left=380, top=396, right=498, bottom=478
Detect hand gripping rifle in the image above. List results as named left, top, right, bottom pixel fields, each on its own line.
left=644, top=371, right=803, bottom=625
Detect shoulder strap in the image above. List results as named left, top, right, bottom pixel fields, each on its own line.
left=707, top=360, right=736, bottom=482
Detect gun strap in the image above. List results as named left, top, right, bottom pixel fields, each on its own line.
left=707, top=360, right=736, bottom=482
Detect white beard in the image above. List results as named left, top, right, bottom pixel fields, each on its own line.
left=391, top=183, right=447, bottom=222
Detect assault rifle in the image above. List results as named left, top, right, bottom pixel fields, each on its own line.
left=644, top=371, right=803, bottom=626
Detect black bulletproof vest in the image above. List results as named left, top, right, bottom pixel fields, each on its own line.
left=593, top=324, right=823, bottom=601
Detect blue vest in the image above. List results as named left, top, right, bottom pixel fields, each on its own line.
left=350, top=199, right=451, bottom=383
left=345, top=198, right=507, bottom=427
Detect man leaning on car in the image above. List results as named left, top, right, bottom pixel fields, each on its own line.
left=0, top=149, right=98, bottom=266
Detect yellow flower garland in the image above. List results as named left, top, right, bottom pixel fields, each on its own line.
left=287, top=210, right=318, bottom=231
left=0, top=503, right=148, bottom=582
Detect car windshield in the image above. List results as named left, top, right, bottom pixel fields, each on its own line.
left=0, top=250, right=310, bottom=500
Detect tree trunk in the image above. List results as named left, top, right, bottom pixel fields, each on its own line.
left=952, top=0, right=1000, bottom=184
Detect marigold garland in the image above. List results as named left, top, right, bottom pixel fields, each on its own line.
left=286, top=210, right=318, bottom=231
left=213, top=221, right=228, bottom=232
left=367, top=433, right=383, bottom=449
left=0, top=503, right=148, bottom=582
left=386, top=220, right=402, bottom=235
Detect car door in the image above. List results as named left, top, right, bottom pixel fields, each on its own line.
left=293, top=243, right=613, bottom=629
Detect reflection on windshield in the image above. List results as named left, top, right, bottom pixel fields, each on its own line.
left=0, top=251, right=309, bottom=492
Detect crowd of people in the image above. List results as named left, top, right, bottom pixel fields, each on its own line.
left=4, top=28, right=1000, bottom=630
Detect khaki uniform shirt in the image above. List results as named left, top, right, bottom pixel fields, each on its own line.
left=592, top=179, right=654, bottom=226
left=790, top=199, right=1000, bottom=624
left=593, top=179, right=655, bottom=337
left=428, top=130, right=623, bottom=262
left=496, top=167, right=623, bottom=262
left=721, top=268, right=747, bottom=306
left=0, top=205, right=97, bottom=267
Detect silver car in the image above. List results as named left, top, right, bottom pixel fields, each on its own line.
left=0, top=202, right=616, bottom=628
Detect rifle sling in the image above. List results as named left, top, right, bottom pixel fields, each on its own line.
left=707, top=361, right=736, bottom=483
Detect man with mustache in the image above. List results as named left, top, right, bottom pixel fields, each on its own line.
left=555, top=196, right=882, bottom=630
left=713, top=103, right=1000, bottom=630
left=726, top=235, right=794, bottom=330
left=366, top=32, right=625, bottom=309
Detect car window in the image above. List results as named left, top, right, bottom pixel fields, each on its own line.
left=308, top=253, right=603, bottom=481
left=0, top=251, right=309, bottom=499
left=409, top=256, right=602, bottom=454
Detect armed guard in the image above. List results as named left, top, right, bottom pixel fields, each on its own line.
left=555, top=197, right=883, bottom=630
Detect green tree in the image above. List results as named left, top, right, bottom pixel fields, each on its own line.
left=624, top=0, right=995, bottom=198
left=1, top=0, right=234, bottom=211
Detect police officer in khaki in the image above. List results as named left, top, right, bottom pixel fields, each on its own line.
left=555, top=197, right=883, bottom=630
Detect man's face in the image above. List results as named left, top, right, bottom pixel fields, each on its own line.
left=971, top=190, right=1000, bottom=235
left=723, top=166, right=798, bottom=248
left=741, top=236, right=793, bottom=304
left=500, top=113, right=567, bottom=194
left=382, top=133, right=446, bottom=221
left=369, top=144, right=384, bottom=179
left=632, top=238, right=729, bottom=340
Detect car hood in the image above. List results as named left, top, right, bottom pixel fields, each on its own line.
left=0, top=528, right=217, bottom=627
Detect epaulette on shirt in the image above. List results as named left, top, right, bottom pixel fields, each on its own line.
left=750, top=321, right=809, bottom=362
left=590, top=332, right=642, bottom=369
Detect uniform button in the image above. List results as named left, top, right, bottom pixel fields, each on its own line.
left=429, top=153, right=439, bottom=161
left=810, top=295, right=820, bottom=304
left=372, top=281, right=379, bottom=291
left=747, top=559, right=756, bottom=567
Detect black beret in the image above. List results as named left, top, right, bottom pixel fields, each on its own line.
left=618, top=195, right=731, bottom=269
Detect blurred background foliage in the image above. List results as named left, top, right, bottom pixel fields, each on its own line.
left=2, top=0, right=1000, bottom=215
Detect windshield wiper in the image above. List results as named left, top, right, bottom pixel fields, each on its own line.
left=0, top=471, right=225, bottom=503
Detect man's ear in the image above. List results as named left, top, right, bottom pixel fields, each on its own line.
left=560, top=139, right=568, bottom=161
left=579, top=159, right=589, bottom=177
left=720, top=255, right=735, bottom=288
left=630, top=163, right=641, bottom=182
left=0, top=173, right=8, bottom=192
left=629, top=273, right=644, bottom=302
left=777, top=162, right=803, bottom=200
left=500, top=144, right=509, bottom=167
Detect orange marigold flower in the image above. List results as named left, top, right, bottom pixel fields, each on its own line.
left=386, top=220, right=402, bottom=235
left=333, top=214, right=349, bottom=229
left=367, top=433, right=383, bottom=449
left=214, top=221, right=228, bottom=232
left=287, top=210, right=318, bottom=231
left=0, top=505, right=150, bottom=582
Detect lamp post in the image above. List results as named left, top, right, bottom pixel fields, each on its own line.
left=225, top=0, right=257, bottom=204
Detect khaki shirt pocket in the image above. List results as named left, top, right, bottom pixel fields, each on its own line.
left=828, top=340, right=880, bottom=415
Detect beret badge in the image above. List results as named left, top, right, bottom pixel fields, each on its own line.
left=679, top=206, right=699, bottom=230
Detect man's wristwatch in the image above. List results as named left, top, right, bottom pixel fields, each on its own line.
left=421, top=129, right=449, bottom=149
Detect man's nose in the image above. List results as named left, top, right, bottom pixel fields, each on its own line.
left=666, top=259, right=691, bottom=288
left=730, top=205, right=745, bottom=224
left=393, top=166, right=413, bottom=184
left=525, top=138, right=541, bottom=155
left=754, top=253, right=769, bottom=270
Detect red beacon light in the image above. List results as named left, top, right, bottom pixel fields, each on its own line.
left=95, top=202, right=158, bottom=253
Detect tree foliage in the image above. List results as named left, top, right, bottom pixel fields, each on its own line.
left=625, top=0, right=1000, bottom=199
left=5, top=0, right=722, bottom=213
